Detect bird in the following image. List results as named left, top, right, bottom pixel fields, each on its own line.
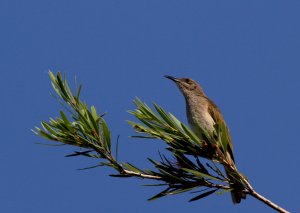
left=165, top=75, right=246, bottom=204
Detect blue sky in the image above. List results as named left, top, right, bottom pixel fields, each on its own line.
left=1, top=1, right=299, bottom=212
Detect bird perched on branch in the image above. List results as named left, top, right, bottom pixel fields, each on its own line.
left=165, top=75, right=246, bottom=204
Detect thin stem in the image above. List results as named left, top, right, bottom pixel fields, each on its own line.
left=122, top=169, right=231, bottom=191
left=248, top=190, right=289, bottom=213
left=204, top=181, right=231, bottom=190
left=222, top=158, right=289, bottom=213
left=242, top=177, right=289, bottom=213
left=122, top=169, right=162, bottom=179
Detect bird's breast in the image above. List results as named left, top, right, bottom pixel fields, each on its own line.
left=186, top=98, right=215, bottom=136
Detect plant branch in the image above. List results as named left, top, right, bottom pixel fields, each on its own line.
left=34, top=71, right=289, bottom=212
left=242, top=178, right=289, bottom=213
left=220, top=158, right=289, bottom=212
left=120, top=169, right=162, bottom=179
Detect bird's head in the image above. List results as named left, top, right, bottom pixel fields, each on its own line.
left=164, top=75, right=205, bottom=97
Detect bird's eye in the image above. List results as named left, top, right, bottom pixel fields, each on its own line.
left=185, top=79, right=190, bottom=84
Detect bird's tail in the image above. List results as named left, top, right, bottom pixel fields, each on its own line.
left=230, top=189, right=246, bottom=204
left=225, top=167, right=246, bottom=204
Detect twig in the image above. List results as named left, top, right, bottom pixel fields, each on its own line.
left=122, top=169, right=162, bottom=179
left=242, top=177, right=289, bottom=213
left=122, top=169, right=231, bottom=191
left=222, top=158, right=289, bottom=213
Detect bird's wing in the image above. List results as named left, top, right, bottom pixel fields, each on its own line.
left=206, top=97, right=235, bottom=162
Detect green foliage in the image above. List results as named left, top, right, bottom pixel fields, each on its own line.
left=33, top=71, right=119, bottom=169
left=34, top=71, right=247, bottom=202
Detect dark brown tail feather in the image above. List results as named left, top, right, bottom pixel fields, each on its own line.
left=231, top=190, right=246, bottom=204
left=225, top=167, right=247, bottom=204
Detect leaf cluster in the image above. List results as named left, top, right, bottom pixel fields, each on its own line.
left=33, top=72, right=119, bottom=170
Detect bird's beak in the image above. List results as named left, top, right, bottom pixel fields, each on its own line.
left=164, top=75, right=179, bottom=82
